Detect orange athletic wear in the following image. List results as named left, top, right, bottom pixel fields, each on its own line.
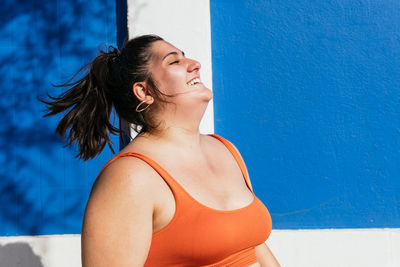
left=95, top=134, right=272, bottom=267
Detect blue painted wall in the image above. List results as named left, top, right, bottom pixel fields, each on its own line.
left=210, top=0, right=400, bottom=228
left=2, top=0, right=399, bottom=236
left=0, top=0, right=118, bottom=235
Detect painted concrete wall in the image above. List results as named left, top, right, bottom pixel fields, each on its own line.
left=269, top=229, right=400, bottom=267
left=0, top=0, right=118, bottom=265
left=0, top=0, right=119, bottom=236
left=1, top=229, right=399, bottom=267
left=0, top=235, right=81, bottom=267
left=127, top=0, right=214, bottom=135
left=210, top=0, right=400, bottom=229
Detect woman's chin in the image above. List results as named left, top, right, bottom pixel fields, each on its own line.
left=186, top=84, right=213, bottom=100
left=199, top=86, right=213, bottom=101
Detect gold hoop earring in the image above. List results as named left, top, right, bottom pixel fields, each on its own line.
left=135, top=100, right=151, bottom=112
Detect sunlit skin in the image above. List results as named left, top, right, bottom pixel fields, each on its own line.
left=132, top=40, right=213, bottom=141
left=131, top=40, right=279, bottom=267
left=150, top=41, right=213, bottom=101
left=81, top=40, right=280, bottom=267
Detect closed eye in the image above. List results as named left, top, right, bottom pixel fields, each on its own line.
left=169, top=60, right=180, bottom=65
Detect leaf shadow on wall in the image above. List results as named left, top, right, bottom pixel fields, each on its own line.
left=0, top=0, right=115, bottom=235
left=0, top=243, right=44, bottom=267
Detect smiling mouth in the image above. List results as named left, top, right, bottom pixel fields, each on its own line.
left=186, top=77, right=201, bottom=86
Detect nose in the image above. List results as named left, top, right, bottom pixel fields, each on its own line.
left=187, top=58, right=201, bottom=72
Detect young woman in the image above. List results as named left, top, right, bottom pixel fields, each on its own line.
left=42, top=34, right=280, bottom=267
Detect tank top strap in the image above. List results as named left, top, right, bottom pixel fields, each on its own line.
left=91, top=152, right=183, bottom=196
left=207, top=134, right=254, bottom=193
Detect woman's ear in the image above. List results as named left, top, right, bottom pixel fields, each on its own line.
left=132, top=82, right=154, bottom=104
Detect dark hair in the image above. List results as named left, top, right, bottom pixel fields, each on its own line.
left=40, top=34, right=169, bottom=161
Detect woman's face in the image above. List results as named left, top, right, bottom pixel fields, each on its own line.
left=149, top=40, right=213, bottom=104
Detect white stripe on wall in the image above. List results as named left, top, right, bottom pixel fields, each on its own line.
left=1, top=229, right=400, bottom=267
left=127, top=0, right=214, bottom=135
left=268, top=229, right=400, bottom=267
left=0, top=234, right=81, bottom=267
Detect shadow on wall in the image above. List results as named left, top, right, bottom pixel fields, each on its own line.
left=0, top=0, right=116, bottom=235
left=0, top=243, right=44, bottom=267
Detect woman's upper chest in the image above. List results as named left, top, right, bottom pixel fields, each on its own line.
left=147, top=136, right=253, bottom=210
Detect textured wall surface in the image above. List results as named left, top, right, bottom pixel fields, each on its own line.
left=210, top=0, right=400, bottom=228
left=0, top=0, right=118, bottom=235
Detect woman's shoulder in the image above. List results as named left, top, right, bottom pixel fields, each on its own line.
left=90, top=153, right=161, bottom=199
left=203, top=133, right=242, bottom=155
left=204, top=133, right=253, bottom=190
left=82, top=153, right=155, bottom=266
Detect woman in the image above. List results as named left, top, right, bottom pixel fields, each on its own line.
left=42, top=34, right=280, bottom=267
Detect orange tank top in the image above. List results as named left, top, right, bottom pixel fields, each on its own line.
left=96, top=134, right=272, bottom=266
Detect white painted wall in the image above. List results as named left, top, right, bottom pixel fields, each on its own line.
left=1, top=229, right=399, bottom=267
left=268, top=229, right=400, bottom=267
left=127, top=0, right=214, bottom=135
left=0, top=235, right=81, bottom=267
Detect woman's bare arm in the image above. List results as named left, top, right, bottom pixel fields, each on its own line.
left=81, top=157, right=157, bottom=267
left=255, top=243, right=280, bottom=267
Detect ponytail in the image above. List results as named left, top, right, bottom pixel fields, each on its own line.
left=41, top=47, right=120, bottom=161
left=41, top=34, right=165, bottom=161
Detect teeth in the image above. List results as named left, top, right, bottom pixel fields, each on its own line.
left=187, top=77, right=201, bottom=86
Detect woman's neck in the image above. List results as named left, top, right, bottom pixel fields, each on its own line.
left=138, top=125, right=202, bottom=151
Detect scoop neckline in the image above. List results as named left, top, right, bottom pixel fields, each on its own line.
left=117, top=150, right=256, bottom=213
left=109, top=134, right=255, bottom=213
left=175, top=180, right=257, bottom=213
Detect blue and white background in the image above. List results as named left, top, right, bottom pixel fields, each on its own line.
left=1, top=0, right=399, bottom=266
